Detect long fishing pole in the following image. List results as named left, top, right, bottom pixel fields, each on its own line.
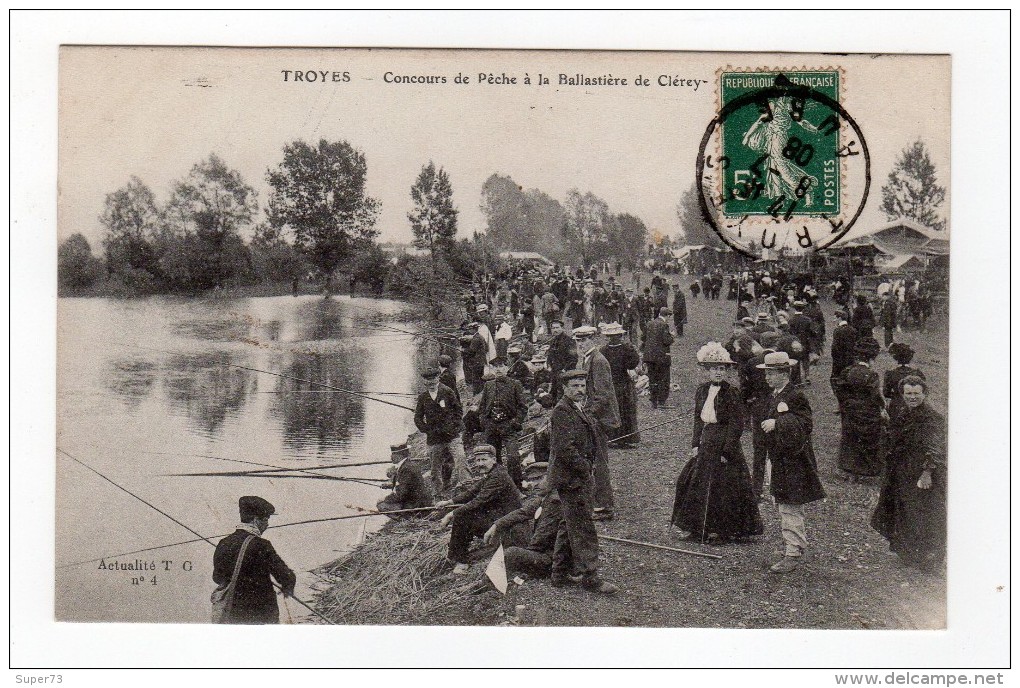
left=58, top=504, right=450, bottom=569
left=56, top=447, right=335, bottom=625
left=146, top=449, right=389, bottom=484
left=165, top=470, right=388, bottom=487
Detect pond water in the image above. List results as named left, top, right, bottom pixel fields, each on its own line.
left=56, top=295, right=424, bottom=623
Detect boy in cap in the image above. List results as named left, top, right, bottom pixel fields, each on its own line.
left=438, top=444, right=522, bottom=575
left=758, top=352, right=826, bottom=573
left=212, top=496, right=296, bottom=624
left=377, top=442, right=434, bottom=516
left=414, top=367, right=467, bottom=494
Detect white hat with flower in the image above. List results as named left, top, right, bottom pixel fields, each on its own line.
left=696, top=342, right=735, bottom=366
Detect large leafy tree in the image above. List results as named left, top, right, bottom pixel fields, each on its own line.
left=675, top=183, right=724, bottom=248
left=99, top=175, right=161, bottom=274
left=266, top=139, right=381, bottom=280
left=163, top=154, right=258, bottom=289
left=409, top=161, right=458, bottom=256
left=561, top=189, right=614, bottom=267
left=58, top=233, right=104, bottom=290
left=479, top=173, right=527, bottom=249
left=880, top=139, right=947, bottom=232
left=610, top=213, right=649, bottom=268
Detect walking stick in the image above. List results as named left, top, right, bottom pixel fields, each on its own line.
left=599, top=535, right=723, bottom=560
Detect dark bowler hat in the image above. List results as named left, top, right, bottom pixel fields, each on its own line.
left=560, top=368, right=588, bottom=382
left=421, top=367, right=440, bottom=379
left=491, top=356, right=508, bottom=366
left=239, top=495, right=276, bottom=521
left=438, top=354, right=453, bottom=366
left=390, top=441, right=410, bottom=454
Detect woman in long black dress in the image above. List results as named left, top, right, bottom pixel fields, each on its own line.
left=671, top=343, right=763, bottom=542
left=871, top=376, right=946, bottom=572
left=835, top=336, right=886, bottom=481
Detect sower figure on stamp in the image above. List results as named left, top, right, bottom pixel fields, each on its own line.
left=574, top=325, right=620, bottom=521
left=547, top=370, right=619, bottom=594
left=414, top=366, right=468, bottom=495
left=212, top=496, right=296, bottom=624
left=757, top=352, right=826, bottom=574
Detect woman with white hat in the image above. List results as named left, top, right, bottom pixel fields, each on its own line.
left=670, top=342, right=763, bottom=543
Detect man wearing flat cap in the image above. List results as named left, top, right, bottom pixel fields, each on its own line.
left=437, top=444, right=521, bottom=575
left=547, top=369, right=618, bottom=594
left=414, top=367, right=467, bottom=494
left=212, top=496, right=296, bottom=624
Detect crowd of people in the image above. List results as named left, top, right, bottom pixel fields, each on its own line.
left=212, top=259, right=948, bottom=622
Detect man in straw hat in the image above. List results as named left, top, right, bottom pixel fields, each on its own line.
left=600, top=322, right=641, bottom=447
left=574, top=325, right=619, bottom=520
left=438, top=444, right=522, bottom=575
left=757, top=351, right=826, bottom=573
left=212, top=496, right=296, bottom=624
left=547, top=369, right=619, bottom=594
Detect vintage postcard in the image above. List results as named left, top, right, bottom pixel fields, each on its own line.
left=55, top=46, right=954, bottom=635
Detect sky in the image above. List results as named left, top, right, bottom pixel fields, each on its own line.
left=59, top=47, right=950, bottom=250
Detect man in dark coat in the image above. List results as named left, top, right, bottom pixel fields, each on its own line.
left=600, top=323, right=641, bottom=447
left=641, top=307, right=675, bottom=408
left=414, top=367, right=467, bottom=494
left=880, top=293, right=899, bottom=348
left=506, top=343, right=535, bottom=394
left=547, top=370, right=619, bottom=594
left=671, top=283, right=688, bottom=336
left=575, top=326, right=620, bottom=519
left=852, top=294, right=876, bottom=337
left=545, top=320, right=577, bottom=400
left=462, top=325, right=488, bottom=396
left=478, top=358, right=529, bottom=489
left=438, top=445, right=521, bottom=574
left=745, top=331, right=779, bottom=499
left=830, top=308, right=858, bottom=400
left=212, top=496, right=296, bottom=624
left=482, top=481, right=564, bottom=578
left=377, top=442, right=434, bottom=516
left=437, top=354, right=460, bottom=404
left=788, top=300, right=816, bottom=383
left=758, top=352, right=826, bottom=573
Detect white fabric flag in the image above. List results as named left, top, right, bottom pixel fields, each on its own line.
left=485, top=544, right=508, bottom=594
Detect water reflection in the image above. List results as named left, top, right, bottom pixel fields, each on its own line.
left=106, top=357, right=158, bottom=408
left=162, top=351, right=255, bottom=435
left=270, top=348, right=368, bottom=452
left=297, top=298, right=350, bottom=342
left=171, top=315, right=254, bottom=342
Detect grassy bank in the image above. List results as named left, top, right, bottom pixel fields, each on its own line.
left=311, top=281, right=948, bottom=629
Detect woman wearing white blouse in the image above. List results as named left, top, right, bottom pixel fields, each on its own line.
left=670, top=343, right=763, bottom=543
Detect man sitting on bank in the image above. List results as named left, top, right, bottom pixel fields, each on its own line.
left=438, top=444, right=522, bottom=575
left=482, top=478, right=567, bottom=580
left=376, top=442, right=434, bottom=517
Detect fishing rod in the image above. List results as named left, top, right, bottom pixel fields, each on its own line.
left=104, top=339, right=416, bottom=412
left=56, top=447, right=335, bottom=625
left=58, top=504, right=451, bottom=570
left=165, top=470, right=388, bottom=487
left=599, top=534, right=723, bottom=560
left=138, top=450, right=390, bottom=482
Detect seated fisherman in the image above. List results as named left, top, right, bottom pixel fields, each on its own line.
left=376, top=442, right=433, bottom=517
left=437, top=444, right=522, bottom=575
left=482, top=479, right=568, bottom=580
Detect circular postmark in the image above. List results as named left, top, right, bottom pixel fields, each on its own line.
left=695, top=72, right=870, bottom=257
